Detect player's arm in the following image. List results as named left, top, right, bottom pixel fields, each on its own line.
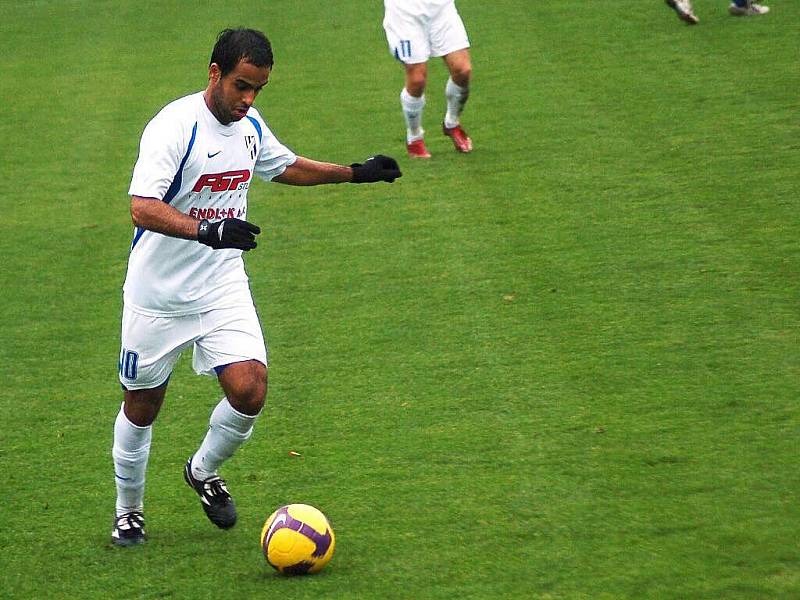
left=130, top=196, right=260, bottom=251
left=273, top=155, right=402, bottom=185
left=272, top=157, right=351, bottom=186
left=131, top=195, right=198, bottom=240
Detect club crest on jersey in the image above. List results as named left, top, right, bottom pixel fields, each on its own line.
left=245, top=135, right=257, bottom=159
left=192, top=169, right=251, bottom=192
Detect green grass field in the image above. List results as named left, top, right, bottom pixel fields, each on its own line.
left=1, top=1, right=798, bottom=598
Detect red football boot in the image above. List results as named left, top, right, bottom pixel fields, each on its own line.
left=407, top=138, right=431, bottom=158
left=442, top=123, right=473, bottom=153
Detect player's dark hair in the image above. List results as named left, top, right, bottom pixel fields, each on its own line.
left=210, top=28, right=273, bottom=75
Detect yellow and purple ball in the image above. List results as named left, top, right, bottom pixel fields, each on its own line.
left=260, top=504, right=336, bottom=575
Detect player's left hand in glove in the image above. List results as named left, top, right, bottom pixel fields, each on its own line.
left=350, top=155, right=402, bottom=183
left=197, top=218, right=261, bottom=251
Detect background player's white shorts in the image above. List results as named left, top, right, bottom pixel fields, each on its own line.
left=119, top=304, right=268, bottom=390
left=383, top=0, right=470, bottom=64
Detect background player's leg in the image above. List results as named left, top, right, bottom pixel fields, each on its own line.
left=442, top=49, right=471, bottom=128
left=665, top=0, right=699, bottom=24
left=441, top=49, right=473, bottom=153
left=401, top=62, right=431, bottom=157
left=729, top=0, right=769, bottom=15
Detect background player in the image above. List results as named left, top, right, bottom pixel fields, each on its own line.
left=383, top=0, right=473, bottom=158
left=112, top=28, right=401, bottom=546
left=666, top=0, right=769, bottom=24
left=728, top=0, right=769, bottom=16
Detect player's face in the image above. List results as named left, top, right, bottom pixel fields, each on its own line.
left=206, top=59, right=270, bottom=125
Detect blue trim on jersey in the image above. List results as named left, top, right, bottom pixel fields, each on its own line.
left=131, top=226, right=146, bottom=249
left=164, top=121, right=198, bottom=205
left=246, top=115, right=262, bottom=143
left=130, top=121, right=198, bottom=251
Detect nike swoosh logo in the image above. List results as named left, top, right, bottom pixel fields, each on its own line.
left=266, top=513, right=287, bottom=542
left=207, top=150, right=222, bottom=158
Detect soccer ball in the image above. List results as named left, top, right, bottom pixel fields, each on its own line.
left=260, top=504, right=336, bottom=575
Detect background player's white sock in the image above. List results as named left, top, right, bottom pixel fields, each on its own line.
left=444, top=77, right=470, bottom=129
left=112, top=404, right=152, bottom=517
left=191, top=397, right=258, bottom=481
left=400, top=88, right=426, bottom=142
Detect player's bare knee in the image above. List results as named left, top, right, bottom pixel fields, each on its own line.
left=450, top=65, right=471, bottom=87
left=229, top=388, right=265, bottom=416
left=406, top=78, right=426, bottom=97
left=123, top=385, right=166, bottom=426
left=244, top=375, right=267, bottom=409
left=404, top=64, right=427, bottom=97
left=222, top=362, right=267, bottom=416
left=123, top=396, right=160, bottom=427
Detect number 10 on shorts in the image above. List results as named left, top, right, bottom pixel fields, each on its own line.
left=120, top=349, right=139, bottom=380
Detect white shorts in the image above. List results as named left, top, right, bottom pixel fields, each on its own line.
left=383, top=0, right=470, bottom=64
left=118, top=303, right=268, bottom=390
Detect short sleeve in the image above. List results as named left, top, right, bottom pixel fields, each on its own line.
left=248, top=111, right=297, bottom=182
left=128, top=110, right=189, bottom=200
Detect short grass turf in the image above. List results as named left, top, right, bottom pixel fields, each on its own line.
left=1, top=1, right=798, bottom=598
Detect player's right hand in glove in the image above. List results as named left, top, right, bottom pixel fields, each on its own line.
left=350, top=155, right=402, bottom=183
left=197, top=218, right=261, bottom=251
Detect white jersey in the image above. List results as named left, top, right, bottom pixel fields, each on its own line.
left=124, top=92, right=296, bottom=316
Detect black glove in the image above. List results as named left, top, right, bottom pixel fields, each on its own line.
left=350, top=155, right=402, bottom=183
left=197, top=218, right=261, bottom=251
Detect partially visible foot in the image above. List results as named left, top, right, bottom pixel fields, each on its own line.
left=183, top=457, right=237, bottom=529
left=442, top=123, right=473, bottom=153
left=729, top=1, right=769, bottom=15
left=407, top=138, right=431, bottom=158
left=111, top=511, right=146, bottom=547
left=665, top=0, right=699, bottom=24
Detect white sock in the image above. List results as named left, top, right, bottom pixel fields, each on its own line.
left=400, top=88, right=425, bottom=142
left=444, top=77, right=470, bottom=129
left=112, top=404, right=152, bottom=517
left=191, top=397, right=258, bottom=481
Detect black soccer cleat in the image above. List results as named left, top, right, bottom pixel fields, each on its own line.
left=183, top=457, right=237, bottom=529
left=111, top=511, right=146, bottom=547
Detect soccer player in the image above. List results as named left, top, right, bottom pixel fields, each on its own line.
left=665, top=0, right=769, bottom=24
left=383, top=0, right=473, bottom=158
left=111, top=28, right=401, bottom=547
left=728, top=0, right=769, bottom=15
